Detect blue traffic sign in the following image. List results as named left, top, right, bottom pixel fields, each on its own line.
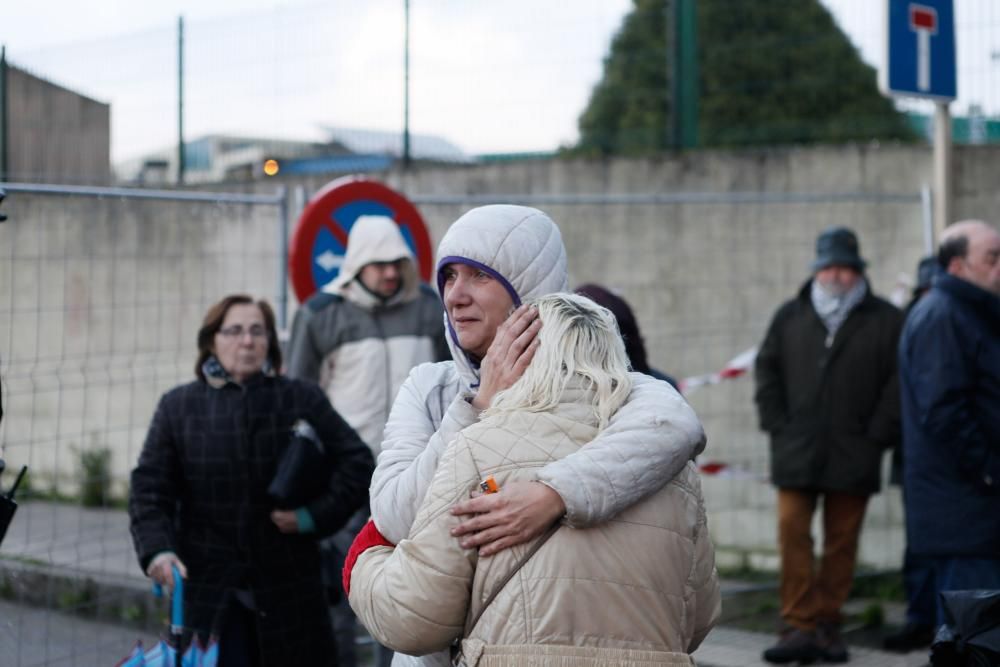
left=289, top=177, right=433, bottom=303
left=884, top=0, right=956, bottom=100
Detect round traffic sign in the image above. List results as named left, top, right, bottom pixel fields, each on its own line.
left=289, top=177, right=434, bottom=303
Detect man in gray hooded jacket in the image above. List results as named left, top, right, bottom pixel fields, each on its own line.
left=287, top=214, right=448, bottom=667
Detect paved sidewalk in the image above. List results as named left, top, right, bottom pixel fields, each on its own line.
left=0, top=600, right=158, bottom=667
left=1, top=501, right=933, bottom=667
left=693, top=627, right=930, bottom=667
left=2, top=501, right=146, bottom=585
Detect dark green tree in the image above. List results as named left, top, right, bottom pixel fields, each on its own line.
left=575, top=0, right=914, bottom=154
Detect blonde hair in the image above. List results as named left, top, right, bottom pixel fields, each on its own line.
left=485, top=293, right=632, bottom=429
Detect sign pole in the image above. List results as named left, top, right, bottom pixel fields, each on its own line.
left=933, top=100, right=952, bottom=239
left=883, top=0, right=956, bottom=243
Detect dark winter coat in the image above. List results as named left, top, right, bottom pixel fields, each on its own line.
left=129, top=372, right=374, bottom=665
left=754, top=280, right=903, bottom=494
left=899, top=274, right=1000, bottom=557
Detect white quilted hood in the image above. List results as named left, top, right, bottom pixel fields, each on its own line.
left=434, top=205, right=568, bottom=386
left=322, top=214, right=418, bottom=306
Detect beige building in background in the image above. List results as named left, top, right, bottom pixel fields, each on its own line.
left=1, top=60, right=110, bottom=184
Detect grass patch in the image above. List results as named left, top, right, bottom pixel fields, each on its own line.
left=716, top=564, right=779, bottom=583
left=858, top=602, right=885, bottom=628
left=57, top=584, right=97, bottom=614
left=120, top=603, right=147, bottom=624
left=78, top=446, right=113, bottom=508
left=849, top=571, right=905, bottom=602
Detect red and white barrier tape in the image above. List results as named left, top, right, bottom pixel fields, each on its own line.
left=672, top=346, right=768, bottom=479
left=696, top=457, right=767, bottom=480
left=678, top=347, right=757, bottom=395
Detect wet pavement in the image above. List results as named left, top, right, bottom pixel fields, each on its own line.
left=1, top=501, right=934, bottom=667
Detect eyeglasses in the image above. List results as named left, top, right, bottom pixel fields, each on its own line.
left=217, top=325, right=269, bottom=340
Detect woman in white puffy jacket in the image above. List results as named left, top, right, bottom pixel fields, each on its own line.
left=352, top=205, right=710, bottom=667
left=349, top=293, right=720, bottom=666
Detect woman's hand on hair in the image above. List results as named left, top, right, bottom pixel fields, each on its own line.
left=471, top=305, right=542, bottom=411
left=449, top=480, right=565, bottom=556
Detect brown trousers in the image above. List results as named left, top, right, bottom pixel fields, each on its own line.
left=777, top=489, right=869, bottom=630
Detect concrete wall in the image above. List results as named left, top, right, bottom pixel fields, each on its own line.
left=0, top=193, right=280, bottom=498
left=2, top=143, right=998, bottom=569
left=384, top=145, right=936, bottom=569
left=4, top=65, right=111, bottom=184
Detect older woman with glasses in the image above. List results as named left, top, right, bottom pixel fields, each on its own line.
left=129, top=294, right=374, bottom=666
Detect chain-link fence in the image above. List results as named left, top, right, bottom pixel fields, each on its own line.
left=0, top=182, right=287, bottom=665
left=2, top=0, right=997, bottom=662
left=0, top=170, right=931, bottom=664
left=408, top=184, right=929, bottom=571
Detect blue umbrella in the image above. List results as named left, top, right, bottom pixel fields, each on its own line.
left=116, top=638, right=178, bottom=667
left=115, top=565, right=218, bottom=667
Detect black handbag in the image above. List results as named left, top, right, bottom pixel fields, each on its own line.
left=930, top=590, right=1000, bottom=667
left=268, top=419, right=333, bottom=509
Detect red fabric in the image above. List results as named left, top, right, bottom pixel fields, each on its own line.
left=342, top=519, right=395, bottom=596
left=699, top=461, right=728, bottom=475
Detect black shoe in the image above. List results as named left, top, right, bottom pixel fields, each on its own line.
left=883, top=623, right=935, bottom=652
left=762, top=628, right=822, bottom=664
left=817, top=621, right=849, bottom=663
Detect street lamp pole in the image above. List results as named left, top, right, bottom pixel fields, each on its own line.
left=403, top=0, right=411, bottom=168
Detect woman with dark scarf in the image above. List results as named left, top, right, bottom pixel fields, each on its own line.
left=129, top=294, right=374, bottom=666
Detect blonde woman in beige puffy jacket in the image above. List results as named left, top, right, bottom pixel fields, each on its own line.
left=349, top=293, right=721, bottom=667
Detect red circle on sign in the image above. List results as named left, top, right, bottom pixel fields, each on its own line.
left=289, top=176, right=434, bottom=303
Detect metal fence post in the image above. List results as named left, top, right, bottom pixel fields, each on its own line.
left=277, top=185, right=290, bottom=330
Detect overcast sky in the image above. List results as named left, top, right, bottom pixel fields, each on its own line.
left=2, top=1, right=996, bottom=165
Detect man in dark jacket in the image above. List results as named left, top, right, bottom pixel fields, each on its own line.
left=883, top=256, right=940, bottom=653
left=897, top=220, right=1000, bottom=633
left=755, top=227, right=903, bottom=664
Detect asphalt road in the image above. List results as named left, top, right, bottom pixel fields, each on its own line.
left=0, top=600, right=159, bottom=667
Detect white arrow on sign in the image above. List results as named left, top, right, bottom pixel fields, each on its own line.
left=909, top=4, right=938, bottom=92
left=315, top=250, right=344, bottom=272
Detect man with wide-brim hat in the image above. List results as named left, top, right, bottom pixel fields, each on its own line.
left=754, top=226, right=904, bottom=664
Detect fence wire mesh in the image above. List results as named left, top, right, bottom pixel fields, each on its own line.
left=1, top=0, right=997, bottom=663
left=0, top=180, right=930, bottom=665
left=0, top=186, right=285, bottom=665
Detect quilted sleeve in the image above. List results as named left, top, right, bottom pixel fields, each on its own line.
left=349, top=432, right=480, bottom=654
left=686, top=471, right=721, bottom=652
left=129, top=391, right=183, bottom=571
left=536, top=373, right=706, bottom=527
left=370, top=364, right=480, bottom=543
